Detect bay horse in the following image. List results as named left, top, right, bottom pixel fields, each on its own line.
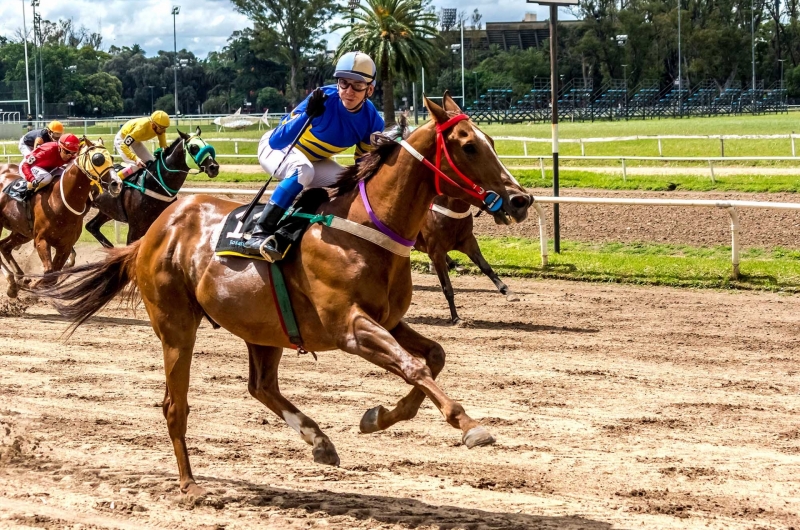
left=37, top=94, right=532, bottom=498
left=86, top=128, right=220, bottom=248
left=0, top=139, right=122, bottom=298
left=416, top=195, right=519, bottom=324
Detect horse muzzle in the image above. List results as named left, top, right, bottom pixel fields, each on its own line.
left=205, top=161, right=220, bottom=178
left=491, top=191, right=533, bottom=225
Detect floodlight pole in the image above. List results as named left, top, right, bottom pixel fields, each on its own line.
left=21, top=0, right=31, bottom=115
left=549, top=4, right=560, bottom=253
left=461, top=20, right=465, bottom=106
left=172, top=6, right=180, bottom=120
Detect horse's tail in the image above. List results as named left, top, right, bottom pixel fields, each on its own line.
left=34, top=241, right=141, bottom=338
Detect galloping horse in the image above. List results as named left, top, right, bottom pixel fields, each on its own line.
left=416, top=195, right=518, bottom=323
left=86, top=128, right=219, bottom=247
left=38, top=95, right=532, bottom=497
left=0, top=139, right=122, bottom=298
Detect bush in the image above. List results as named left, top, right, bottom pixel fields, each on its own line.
left=256, top=87, right=288, bottom=113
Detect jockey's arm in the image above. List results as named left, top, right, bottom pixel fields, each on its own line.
left=156, top=130, right=168, bottom=150
left=19, top=154, right=35, bottom=182
left=268, top=97, right=311, bottom=151
left=33, top=136, right=44, bottom=149
left=119, top=119, right=147, bottom=165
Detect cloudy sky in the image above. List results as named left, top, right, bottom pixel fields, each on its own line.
left=1, top=0, right=574, bottom=59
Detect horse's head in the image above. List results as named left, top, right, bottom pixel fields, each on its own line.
left=423, top=94, right=532, bottom=225
left=78, top=138, right=122, bottom=197
left=178, top=128, right=220, bottom=178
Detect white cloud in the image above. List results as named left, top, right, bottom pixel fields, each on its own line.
left=0, top=0, right=574, bottom=58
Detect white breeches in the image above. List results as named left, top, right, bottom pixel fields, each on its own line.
left=257, top=129, right=344, bottom=188
left=29, top=166, right=64, bottom=189
left=114, top=132, right=155, bottom=165
left=18, top=138, right=32, bottom=157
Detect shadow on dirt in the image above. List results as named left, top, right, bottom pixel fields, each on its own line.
left=403, top=315, right=598, bottom=333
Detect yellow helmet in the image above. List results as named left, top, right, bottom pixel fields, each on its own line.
left=48, top=120, right=64, bottom=134
left=150, top=110, right=170, bottom=129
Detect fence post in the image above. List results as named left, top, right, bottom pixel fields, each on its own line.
left=84, top=120, right=88, bottom=136
left=720, top=137, right=724, bottom=157
left=114, top=221, right=121, bottom=245
left=235, top=141, right=239, bottom=154
left=658, top=138, right=663, bottom=157
left=727, top=207, right=740, bottom=280
left=621, top=158, right=627, bottom=181
left=539, top=157, right=545, bottom=180
left=792, top=132, right=796, bottom=157
left=580, top=139, right=585, bottom=156
left=523, top=141, right=528, bottom=157
left=709, top=160, right=716, bottom=183
left=533, top=202, right=548, bottom=267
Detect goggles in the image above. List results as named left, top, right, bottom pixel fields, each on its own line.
left=337, top=78, right=369, bottom=93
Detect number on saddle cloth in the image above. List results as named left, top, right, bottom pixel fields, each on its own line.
left=215, top=188, right=329, bottom=259
left=3, top=178, right=33, bottom=202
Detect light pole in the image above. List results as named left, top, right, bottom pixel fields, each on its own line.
left=751, top=0, right=756, bottom=112
left=778, top=58, right=786, bottom=109
left=622, top=64, right=628, bottom=118
left=441, top=8, right=457, bottom=97
left=20, top=0, right=31, bottom=116
left=348, top=0, right=358, bottom=28
left=148, top=85, right=154, bottom=113
left=172, top=5, right=181, bottom=118
left=529, top=0, right=579, bottom=254
left=474, top=71, right=478, bottom=103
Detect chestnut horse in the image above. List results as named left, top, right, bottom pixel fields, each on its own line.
left=416, top=195, right=518, bottom=324
left=37, top=95, right=532, bottom=497
left=86, top=128, right=220, bottom=248
left=0, top=139, right=122, bottom=298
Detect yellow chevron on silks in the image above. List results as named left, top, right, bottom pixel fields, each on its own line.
left=294, top=142, right=323, bottom=162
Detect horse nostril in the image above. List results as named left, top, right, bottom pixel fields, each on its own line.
left=510, top=194, right=531, bottom=209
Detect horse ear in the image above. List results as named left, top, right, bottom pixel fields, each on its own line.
left=442, top=92, right=462, bottom=114
left=195, top=126, right=201, bottom=136
left=95, top=137, right=104, bottom=147
left=424, top=95, right=448, bottom=124
left=83, top=136, right=94, bottom=147
left=177, top=129, right=189, bottom=140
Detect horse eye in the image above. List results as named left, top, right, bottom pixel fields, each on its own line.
left=463, top=143, right=477, bottom=155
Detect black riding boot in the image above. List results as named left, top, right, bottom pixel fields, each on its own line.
left=242, top=202, right=287, bottom=261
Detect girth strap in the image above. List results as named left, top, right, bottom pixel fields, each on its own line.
left=267, top=262, right=303, bottom=348
left=430, top=203, right=472, bottom=219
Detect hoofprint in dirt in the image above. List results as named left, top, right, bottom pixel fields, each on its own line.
left=1, top=273, right=799, bottom=529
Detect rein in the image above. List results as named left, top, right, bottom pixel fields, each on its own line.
left=61, top=145, right=112, bottom=215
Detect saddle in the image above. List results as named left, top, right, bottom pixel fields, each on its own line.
left=215, top=188, right=329, bottom=260
left=3, top=177, right=31, bottom=203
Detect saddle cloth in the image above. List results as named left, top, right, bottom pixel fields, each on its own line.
left=215, top=188, right=329, bottom=260
left=3, top=178, right=29, bottom=202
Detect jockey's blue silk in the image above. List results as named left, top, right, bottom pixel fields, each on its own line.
left=269, top=85, right=385, bottom=162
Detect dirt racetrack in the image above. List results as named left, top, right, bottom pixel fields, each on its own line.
left=1, top=251, right=799, bottom=529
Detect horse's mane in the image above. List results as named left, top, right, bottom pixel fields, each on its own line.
left=330, top=114, right=412, bottom=197
left=164, top=135, right=183, bottom=155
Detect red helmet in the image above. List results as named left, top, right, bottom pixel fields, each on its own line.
left=59, top=134, right=80, bottom=154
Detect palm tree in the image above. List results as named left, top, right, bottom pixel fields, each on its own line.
left=335, top=0, right=439, bottom=125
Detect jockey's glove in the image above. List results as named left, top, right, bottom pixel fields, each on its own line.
left=306, top=88, right=328, bottom=119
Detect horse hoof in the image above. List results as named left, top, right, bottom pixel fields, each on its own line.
left=454, top=318, right=473, bottom=329
left=359, top=405, right=385, bottom=434
left=463, top=426, right=495, bottom=449
left=505, top=292, right=520, bottom=302
left=183, top=482, right=207, bottom=501
left=6, top=285, right=18, bottom=299
left=312, top=438, right=340, bottom=466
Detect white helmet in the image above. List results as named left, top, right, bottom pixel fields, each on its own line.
left=334, top=51, right=377, bottom=86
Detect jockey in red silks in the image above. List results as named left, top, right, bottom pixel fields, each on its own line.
left=19, top=133, right=81, bottom=194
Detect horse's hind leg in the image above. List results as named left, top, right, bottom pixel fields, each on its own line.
left=359, top=320, right=446, bottom=434
left=246, top=342, right=339, bottom=466
left=0, top=232, right=32, bottom=297
left=429, top=246, right=461, bottom=323
left=85, top=211, right=115, bottom=249
left=458, top=235, right=519, bottom=302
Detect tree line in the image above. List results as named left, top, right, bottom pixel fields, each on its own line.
left=1, top=0, right=800, bottom=120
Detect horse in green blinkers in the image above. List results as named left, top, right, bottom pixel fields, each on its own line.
left=87, top=128, right=220, bottom=247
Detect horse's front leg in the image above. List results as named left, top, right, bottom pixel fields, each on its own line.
left=336, top=312, right=494, bottom=448
left=0, top=232, right=32, bottom=297
left=359, top=320, right=447, bottom=433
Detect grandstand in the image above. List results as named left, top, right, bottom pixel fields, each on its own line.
left=463, top=78, right=788, bottom=124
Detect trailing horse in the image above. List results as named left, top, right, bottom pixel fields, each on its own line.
left=416, top=195, right=519, bottom=324
left=86, top=128, right=219, bottom=247
left=0, top=138, right=122, bottom=298
left=36, top=95, right=532, bottom=498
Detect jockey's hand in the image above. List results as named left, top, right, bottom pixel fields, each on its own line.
left=136, top=159, right=146, bottom=168
left=306, top=88, right=328, bottom=119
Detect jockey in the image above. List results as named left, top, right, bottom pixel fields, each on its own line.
left=114, top=110, right=170, bottom=175
left=18, top=120, right=64, bottom=156
left=243, top=51, right=385, bottom=260
left=20, top=133, right=80, bottom=193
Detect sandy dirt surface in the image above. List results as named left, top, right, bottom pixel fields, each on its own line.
left=1, top=252, right=799, bottom=529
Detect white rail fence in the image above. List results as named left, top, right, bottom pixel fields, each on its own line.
left=173, top=187, right=800, bottom=280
